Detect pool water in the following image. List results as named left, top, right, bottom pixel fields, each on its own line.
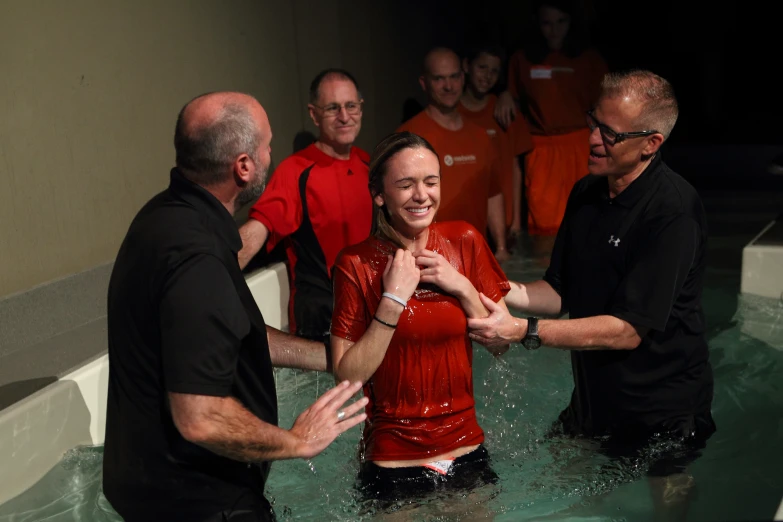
left=1, top=193, right=782, bottom=522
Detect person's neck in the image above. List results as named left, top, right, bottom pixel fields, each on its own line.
left=460, top=87, right=489, bottom=112
left=397, top=226, right=430, bottom=251
left=425, top=104, right=462, bottom=131
left=607, top=156, right=653, bottom=198
left=316, top=139, right=352, bottom=160
left=180, top=169, right=237, bottom=215
left=206, top=183, right=238, bottom=215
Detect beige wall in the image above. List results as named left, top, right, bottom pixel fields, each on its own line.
left=0, top=0, right=433, bottom=299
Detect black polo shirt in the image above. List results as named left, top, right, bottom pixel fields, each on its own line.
left=103, top=169, right=278, bottom=521
left=543, top=154, right=714, bottom=437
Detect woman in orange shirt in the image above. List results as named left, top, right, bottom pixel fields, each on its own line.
left=330, top=132, right=510, bottom=506
left=496, top=1, right=608, bottom=235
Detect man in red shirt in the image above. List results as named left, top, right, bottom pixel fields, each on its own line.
left=239, top=69, right=372, bottom=342
left=398, top=47, right=510, bottom=263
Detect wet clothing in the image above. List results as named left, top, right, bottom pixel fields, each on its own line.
left=331, top=221, right=510, bottom=462
left=357, top=445, right=498, bottom=508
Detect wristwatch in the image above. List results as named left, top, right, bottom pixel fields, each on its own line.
left=522, top=317, right=541, bottom=350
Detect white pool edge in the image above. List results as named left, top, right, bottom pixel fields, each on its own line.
left=741, top=219, right=783, bottom=300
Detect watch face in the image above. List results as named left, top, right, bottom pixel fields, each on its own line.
left=523, top=337, right=541, bottom=350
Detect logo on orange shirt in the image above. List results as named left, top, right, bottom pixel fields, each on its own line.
left=443, top=154, right=477, bottom=167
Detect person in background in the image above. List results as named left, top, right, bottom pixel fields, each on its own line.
left=398, top=47, right=510, bottom=263
left=238, top=69, right=372, bottom=344
left=459, top=42, right=534, bottom=239
left=495, top=0, right=608, bottom=236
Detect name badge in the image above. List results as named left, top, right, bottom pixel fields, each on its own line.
left=530, top=65, right=553, bottom=79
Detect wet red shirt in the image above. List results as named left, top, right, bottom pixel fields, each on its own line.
left=331, top=221, right=510, bottom=461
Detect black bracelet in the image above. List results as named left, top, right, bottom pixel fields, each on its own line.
left=373, top=315, right=397, bottom=329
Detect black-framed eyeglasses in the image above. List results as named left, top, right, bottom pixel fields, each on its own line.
left=585, top=110, right=659, bottom=146
left=313, top=100, right=363, bottom=118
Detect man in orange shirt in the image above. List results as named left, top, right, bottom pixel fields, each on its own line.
left=459, top=43, right=534, bottom=238
left=398, top=47, right=509, bottom=262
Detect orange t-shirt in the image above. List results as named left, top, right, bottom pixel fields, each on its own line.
left=507, top=48, right=608, bottom=136
left=459, top=94, right=534, bottom=224
left=331, top=221, right=510, bottom=461
left=397, top=111, right=502, bottom=234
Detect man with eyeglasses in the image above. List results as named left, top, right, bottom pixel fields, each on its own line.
left=238, top=69, right=371, bottom=344
left=397, top=47, right=510, bottom=263
left=468, top=70, right=715, bottom=519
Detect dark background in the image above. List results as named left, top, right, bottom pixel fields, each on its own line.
left=409, top=0, right=781, bottom=147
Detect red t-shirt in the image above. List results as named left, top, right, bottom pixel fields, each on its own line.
left=331, top=221, right=511, bottom=461
left=248, top=143, right=372, bottom=338
left=397, top=111, right=502, bottom=234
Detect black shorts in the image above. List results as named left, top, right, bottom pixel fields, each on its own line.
left=553, top=411, right=716, bottom=478
left=357, top=445, right=499, bottom=508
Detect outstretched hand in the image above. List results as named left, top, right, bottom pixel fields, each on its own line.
left=289, top=380, right=368, bottom=460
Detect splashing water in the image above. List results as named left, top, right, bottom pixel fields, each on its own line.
left=2, top=237, right=782, bottom=521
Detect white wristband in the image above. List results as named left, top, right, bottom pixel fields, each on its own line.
left=382, top=292, right=407, bottom=308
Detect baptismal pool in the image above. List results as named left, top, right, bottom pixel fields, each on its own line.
left=1, top=192, right=781, bottom=522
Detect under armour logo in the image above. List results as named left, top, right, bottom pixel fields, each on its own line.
left=608, top=235, right=621, bottom=247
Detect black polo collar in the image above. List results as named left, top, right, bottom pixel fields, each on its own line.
left=599, top=153, right=663, bottom=208
left=168, top=168, right=242, bottom=253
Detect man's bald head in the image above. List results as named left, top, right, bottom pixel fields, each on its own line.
left=423, top=47, right=460, bottom=76
left=174, top=92, right=269, bottom=186
left=419, top=47, right=464, bottom=111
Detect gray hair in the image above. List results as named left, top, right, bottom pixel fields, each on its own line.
left=174, top=102, right=262, bottom=185
left=601, top=70, right=679, bottom=140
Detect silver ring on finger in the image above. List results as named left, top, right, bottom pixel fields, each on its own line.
left=337, top=410, right=346, bottom=421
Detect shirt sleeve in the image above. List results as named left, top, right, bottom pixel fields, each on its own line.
left=247, top=161, right=303, bottom=251
left=609, top=215, right=702, bottom=332
left=330, top=253, right=370, bottom=342
left=462, top=224, right=511, bottom=302
left=159, top=254, right=251, bottom=396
